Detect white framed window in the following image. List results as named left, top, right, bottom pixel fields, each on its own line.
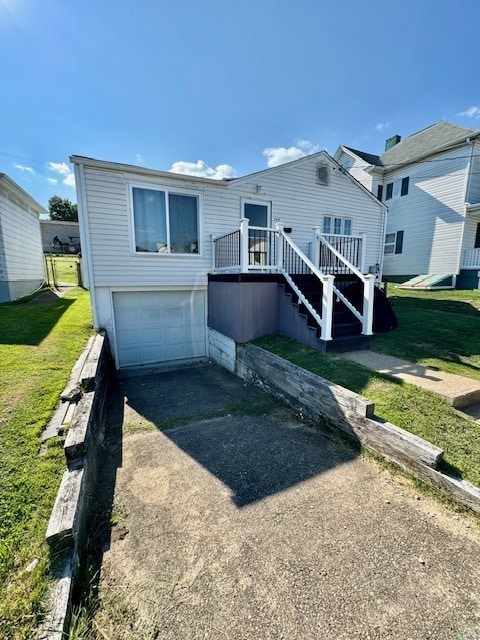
left=322, top=216, right=352, bottom=235
left=384, top=230, right=404, bottom=255
left=385, top=177, right=409, bottom=201
left=130, top=185, right=200, bottom=254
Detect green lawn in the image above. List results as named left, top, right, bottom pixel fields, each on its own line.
left=0, top=289, right=92, bottom=639
left=256, top=289, right=479, bottom=496
left=374, top=285, right=480, bottom=379
left=44, top=255, right=81, bottom=287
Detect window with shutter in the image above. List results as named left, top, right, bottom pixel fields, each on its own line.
left=386, top=183, right=393, bottom=200
left=377, top=185, right=383, bottom=201
left=395, top=230, right=404, bottom=254
left=401, top=177, right=409, bottom=196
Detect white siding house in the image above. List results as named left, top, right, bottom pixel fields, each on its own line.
left=0, top=174, right=45, bottom=302
left=334, top=121, right=480, bottom=286
left=72, top=152, right=387, bottom=368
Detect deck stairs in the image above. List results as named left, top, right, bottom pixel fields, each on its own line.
left=280, top=274, right=374, bottom=352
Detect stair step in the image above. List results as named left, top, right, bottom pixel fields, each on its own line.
left=333, top=321, right=362, bottom=338
left=325, top=334, right=374, bottom=352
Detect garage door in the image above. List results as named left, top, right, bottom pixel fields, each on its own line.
left=113, top=290, right=206, bottom=368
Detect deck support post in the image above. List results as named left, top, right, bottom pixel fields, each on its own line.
left=359, top=231, right=367, bottom=273
left=239, top=218, right=249, bottom=272
left=320, top=275, right=335, bottom=341
left=312, top=226, right=321, bottom=268
left=362, top=274, right=376, bottom=335
left=275, top=221, right=284, bottom=270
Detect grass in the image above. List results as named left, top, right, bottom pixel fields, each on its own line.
left=0, top=288, right=92, bottom=639
left=254, top=334, right=480, bottom=490
left=44, top=254, right=81, bottom=287
left=374, top=285, right=480, bottom=379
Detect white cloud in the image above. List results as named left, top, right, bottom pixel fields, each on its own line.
left=48, top=161, right=75, bottom=188
left=296, top=140, right=320, bottom=154
left=136, top=153, right=144, bottom=164
left=170, top=160, right=236, bottom=180
left=47, top=178, right=58, bottom=184
left=374, top=122, right=390, bottom=131
left=14, top=163, right=35, bottom=174
left=262, top=139, right=320, bottom=168
left=457, top=106, right=480, bottom=119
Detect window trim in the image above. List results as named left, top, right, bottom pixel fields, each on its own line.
left=385, top=177, right=409, bottom=201
left=384, top=230, right=404, bottom=255
left=241, top=198, right=272, bottom=228
left=128, top=181, right=203, bottom=257
left=322, top=215, right=352, bottom=236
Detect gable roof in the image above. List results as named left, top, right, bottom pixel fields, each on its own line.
left=380, top=121, right=479, bottom=168
left=338, top=121, right=480, bottom=173
left=342, top=147, right=382, bottom=166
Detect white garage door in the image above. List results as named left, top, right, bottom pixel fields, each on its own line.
left=113, top=290, right=206, bottom=368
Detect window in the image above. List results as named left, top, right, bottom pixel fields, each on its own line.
left=384, top=230, right=404, bottom=255
left=377, top=185, right=383, bottom=202
left=385, top=177, right=409, bottom=201
left=322, top=216, right=352, bottom=235
left=132, top=186, right=199, bottom=254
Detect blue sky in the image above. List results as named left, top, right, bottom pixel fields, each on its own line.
left=1, top=0, right=480, bottom=211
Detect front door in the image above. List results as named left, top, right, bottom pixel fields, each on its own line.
left=243, top=201, right=271, bottom=266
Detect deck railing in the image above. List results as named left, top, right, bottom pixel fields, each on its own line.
left=319, top=233, right=365, bottom=273
left=462, top=248, right=480, bottom=269
left=212, top=219, right=375, bottom=340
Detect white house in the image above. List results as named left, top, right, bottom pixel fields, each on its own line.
left=0, top=174, right=46, bottom=303
left=334, top=121, right=480, bottom=288
left=71, top=152, right=387, bottom=369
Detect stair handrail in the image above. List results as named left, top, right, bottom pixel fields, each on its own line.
left=314, top=228, right=375, bottom=335
left=277, top=225, right=334, bottom=340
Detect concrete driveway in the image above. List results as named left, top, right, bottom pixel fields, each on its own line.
left=93, top=363, right=480, bottom=640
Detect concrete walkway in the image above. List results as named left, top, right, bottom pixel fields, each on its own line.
left=92, top=364, right=480, bottom=640
left=343, top=350, right=480, bottom=409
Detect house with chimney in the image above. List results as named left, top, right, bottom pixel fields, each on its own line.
left=334, top=121, right=480, bottom=289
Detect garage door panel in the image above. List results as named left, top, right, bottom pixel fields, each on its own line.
left=113, top=290, right=206, bottom=368
left=141, top=307, right=165, bottom=327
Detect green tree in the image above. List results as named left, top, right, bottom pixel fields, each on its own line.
left=48, top=196, right=78, bottom=222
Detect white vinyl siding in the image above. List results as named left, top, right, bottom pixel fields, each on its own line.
left=228, top=155, right=384, bottom=272
left=0, top=186, right=44, bottom=295
left=383, top=147, right=470, bottom=276
left=77, top=153, right=385, bottom=364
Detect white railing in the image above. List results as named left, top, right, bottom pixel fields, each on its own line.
left=462, top=248, right=480, bottom=268
left=212, top=219, right=375, bottom=340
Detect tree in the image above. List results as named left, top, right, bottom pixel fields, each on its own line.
left=48, top=196, right=78, bottom=222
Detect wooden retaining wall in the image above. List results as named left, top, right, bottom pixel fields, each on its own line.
left=39, top=333, right=112, bottom=639
left=236, top=343, right=480, bottom=514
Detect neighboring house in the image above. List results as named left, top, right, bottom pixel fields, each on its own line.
left=334, top=121, right=480, bottom=287
left=40, top=219, right=81, bottom=253
left=71, top=152, right=387, bottom=369
left=0, top=174, right=45, bottom=303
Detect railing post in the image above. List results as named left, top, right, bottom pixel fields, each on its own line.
left=362, top=274, right=376, bottom=335
left=320, top=275, right=335, bottom=341
left=211, top=234, right=216, bottom=272
left=239, top=217, right=249, bottom=272
left=312, top=226, right=321, bottom=268
left=275, top=221, right=284, bottom=271
left=359, top=231, right=367, bottom=273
